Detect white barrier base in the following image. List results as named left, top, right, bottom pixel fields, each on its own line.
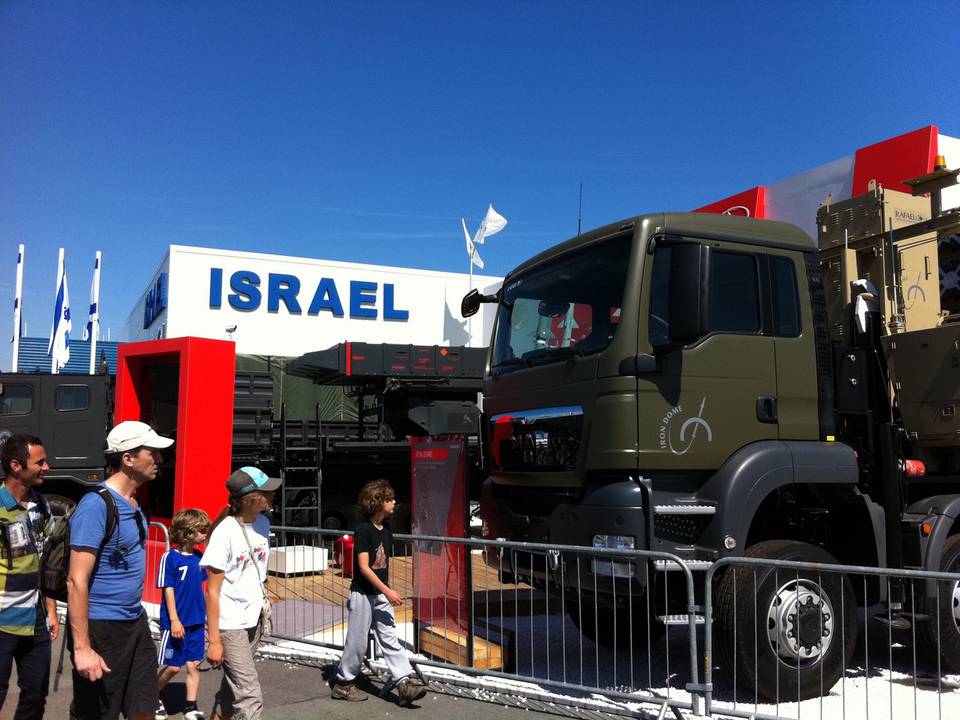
left=268, top=545, right=329, bottom=576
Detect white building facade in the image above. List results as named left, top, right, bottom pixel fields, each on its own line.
left=120, top=245, right=502, bottom=357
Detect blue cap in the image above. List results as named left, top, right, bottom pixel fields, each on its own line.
left=226, top=466, right=282, bottom=496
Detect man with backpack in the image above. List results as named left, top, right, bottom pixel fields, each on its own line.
left=0, top=433, right=58, bottom=720
left=67, top=421, right=173, bottom=720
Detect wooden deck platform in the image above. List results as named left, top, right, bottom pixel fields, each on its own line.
left=266, top=552, right=537, bottom=618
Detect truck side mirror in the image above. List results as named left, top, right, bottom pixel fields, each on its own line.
left=461, top=288, right=502, bottom=318
left=461, top=289, right=482, bottom=318
left=668, top=243, right=710, bottom=344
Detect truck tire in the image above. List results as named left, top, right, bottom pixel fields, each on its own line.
left=918, top=534, right=960, bottom=673
left=714, top=540, right=857, bottom=702
left=566, top=593, right=663, bottom=649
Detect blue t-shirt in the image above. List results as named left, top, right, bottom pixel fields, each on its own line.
left=69, top=485, right=147, bottom=621
left=157, top=549, right=207, bottom=629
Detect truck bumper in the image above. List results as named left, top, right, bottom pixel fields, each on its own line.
left=479, top=478, right=649, bottom=599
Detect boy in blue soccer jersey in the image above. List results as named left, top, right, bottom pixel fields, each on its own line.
left=155, top=509, right=210, bottom=720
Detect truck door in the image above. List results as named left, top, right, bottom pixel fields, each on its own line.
left=638, top=238, right=779, bottom=470
left=766, top=249, right=819, bottom=440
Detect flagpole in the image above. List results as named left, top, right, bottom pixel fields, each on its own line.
left=11, top=244, right=24, bottom=372
left=89, top=251, right=101, bottom=375
left=468, top=249, right=474, bottom=343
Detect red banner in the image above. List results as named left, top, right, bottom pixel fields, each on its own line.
left=410, top=437, right=468, bottom=632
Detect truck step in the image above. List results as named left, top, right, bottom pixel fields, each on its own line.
left=657, top=614, right=705, bottom=626
left=653, top=504, right=716, bottom=516
left=653, top=559, right=713, bottom=571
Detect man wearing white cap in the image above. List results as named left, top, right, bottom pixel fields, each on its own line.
left=67, top=421, right=173, bottom=720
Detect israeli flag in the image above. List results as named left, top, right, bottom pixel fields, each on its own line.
left=47, top=249, right=72, bottom=373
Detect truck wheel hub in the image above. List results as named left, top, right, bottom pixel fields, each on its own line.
left=766, top=579, right=834, bottom=664
left=952, top=582, right=960, bottom=632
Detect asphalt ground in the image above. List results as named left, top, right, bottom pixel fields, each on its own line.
left=6, top=635, right=631, bottom=720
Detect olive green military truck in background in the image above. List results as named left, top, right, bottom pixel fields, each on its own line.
left=463, top=158, right=960, bottom=700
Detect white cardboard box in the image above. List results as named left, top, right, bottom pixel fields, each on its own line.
left=268, top=546, right=329, bottom=576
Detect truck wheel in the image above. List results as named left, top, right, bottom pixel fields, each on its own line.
left=918, top=534, right=960, bottom=673
left=566, top=594, right=663, bottom=649
left=714, top=540, right=857, bottom=701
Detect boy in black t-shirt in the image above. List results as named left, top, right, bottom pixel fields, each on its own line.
left=331, top=480, right=427, bottom=706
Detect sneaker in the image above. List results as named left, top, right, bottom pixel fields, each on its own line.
left=155, top=701, right=168, bottom=720
left=396, top=676, right=427, bottom=706
left=183, top=709, right=205, bottom=720
left=331, top=681, right=368, bottom=702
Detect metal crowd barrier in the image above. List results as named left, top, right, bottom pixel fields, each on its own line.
left=264, top=527, right=960, bottom=720
left=703, top=556, right=960, bottom=720
left=268, top=525, right=703, bottom=718
left=143, top=520, right=172, bottom=606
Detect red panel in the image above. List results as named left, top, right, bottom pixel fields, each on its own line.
left=116, top=338, right=236, bottom=606
left=694, top=186, right=767, bottom=219
left=852, top=126, right=938, bottom=195
left=116, top=337, right=236, bottom=527
left=411, top=438, right=468, bottom=633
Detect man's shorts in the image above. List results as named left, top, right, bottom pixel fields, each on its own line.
left=68, top=611, right=158, bottom=720
left=158, top=624, right=206, bottom=666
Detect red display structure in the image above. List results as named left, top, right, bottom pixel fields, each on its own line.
left=410, top=437, right=469, bottom=650
left=114, top=337, right=236, bottom=603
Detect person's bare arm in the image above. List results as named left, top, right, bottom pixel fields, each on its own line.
left=44, top=595, right=59, bottom=641
left=163, top=586, right=184, bottom=638
left=357, top=552, right=401, bottom=606
left=66, top=548, right=111, bottom=680
left=205, top=569, right=225, bottom=666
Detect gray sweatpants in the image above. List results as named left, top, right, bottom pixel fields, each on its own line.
left=216, top=625, right=263, bottom=720
left=335, top=591, right=413, bottom=683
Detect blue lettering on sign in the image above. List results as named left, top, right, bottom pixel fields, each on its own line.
left=308, top=278, right=344, bottom=316
left=229, top=270, right=261, bottom=311
left=209, top=268, right=223, bottom=309
left=209, top=268, right=410, bottom=321
left=383, top=283, right=409, bottom=321
left=350, top=280, right=378, bottom=319
left=143, top=273, right=168, bottom=329
left=267, top=274, right=302, bottom=314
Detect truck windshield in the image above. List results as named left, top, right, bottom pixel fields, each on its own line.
left=492, top=234, right=632, bottom=375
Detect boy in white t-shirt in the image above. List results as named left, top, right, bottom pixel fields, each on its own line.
left=201, top=467, right=280, bottom=720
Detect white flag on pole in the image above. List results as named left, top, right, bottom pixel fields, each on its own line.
left=48, top=249, right=72, bottom=373
left=473, top=204, right=507, bottom=245
left=462, top=219, right=484, bottom=269
left=83, top=254, right=100, bottom=341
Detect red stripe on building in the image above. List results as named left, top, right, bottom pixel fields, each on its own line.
left=694, top=186, right=767, bottom=219
left=852, top=126, right=939, bottom=195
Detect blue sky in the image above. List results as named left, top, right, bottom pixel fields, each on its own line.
left=2, top=1, right=959, bottom=369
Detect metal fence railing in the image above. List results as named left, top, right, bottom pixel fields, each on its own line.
left=267, top=526, right=703, bottom=718
left=263, top=526, right=960, bottom=720
left=703, top=555, right=960, bottom=720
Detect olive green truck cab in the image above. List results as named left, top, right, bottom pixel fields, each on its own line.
left=464, top=174, right=960, bottom=699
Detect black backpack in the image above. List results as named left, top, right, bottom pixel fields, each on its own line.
left=40, top=487, right=120, bottom=603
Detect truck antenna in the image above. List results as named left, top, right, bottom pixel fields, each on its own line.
left=577, top=182, right=583, bottom=235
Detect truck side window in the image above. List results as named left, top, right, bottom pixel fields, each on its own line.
left=0, top=385, right=33, bottom=415
left=708, top=251, right=760, bottom=334
left=770, top=256, right=801, bottom=337
left=55, top=385, right=90, bottom=412
left=649, top=246, right=671, bottom=346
